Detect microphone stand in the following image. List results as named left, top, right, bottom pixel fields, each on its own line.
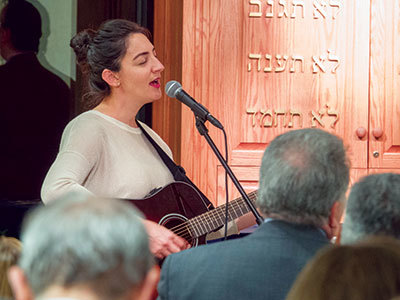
left=194, top=116, right=264, bottom=225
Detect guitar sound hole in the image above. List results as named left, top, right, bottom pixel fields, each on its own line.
left=159, top=213, right=198, bottom=247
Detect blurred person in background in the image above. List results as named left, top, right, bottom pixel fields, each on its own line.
left=286, top=235, right=400, bottom=300
left=7, top=193, right=159, bottom=300
left=341, top=173, right=400, bottom=244
left=0, top=235, right=21, bottom=300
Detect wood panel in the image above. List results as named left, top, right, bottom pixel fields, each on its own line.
left=242, top=0, right=369, bottom=168
left=369, top=0, right=400, bottom=168
left=152, top=0, right=183, bottom=163
left=217, top=165, right=260, bottom=206
left=181, top=0, right=245, bottom=202
left=181, top=0, right=370, bottom=205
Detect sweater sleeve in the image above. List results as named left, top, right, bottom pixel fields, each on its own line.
left=40, top=115, right=101, bottom=204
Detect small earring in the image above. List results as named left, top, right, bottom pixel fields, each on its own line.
left=117, top=82, right=121, bottom=87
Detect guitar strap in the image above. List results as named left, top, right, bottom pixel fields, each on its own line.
left=136, top=120, right=215, bottom=210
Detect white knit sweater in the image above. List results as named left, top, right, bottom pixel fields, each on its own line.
left=41, top=110, right=174, bottom=203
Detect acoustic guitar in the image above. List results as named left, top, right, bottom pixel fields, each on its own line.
left=127, top=181, right=258, bottom=246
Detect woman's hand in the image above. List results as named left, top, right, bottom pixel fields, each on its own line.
left=143, top=220, right=190, bottom=259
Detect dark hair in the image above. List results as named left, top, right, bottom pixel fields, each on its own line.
left=1, top=0, right=42, bottom=52
left=70, top=19, right=151, bottom=108
left=286, top=236, right=400, bottom=300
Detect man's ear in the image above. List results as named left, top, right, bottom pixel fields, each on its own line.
left=101, top=69, right=120, bottom=88
left=136, top=265, right=160, bottom=300
left=8, top=266, right=34, bottom=300
left=328, top=200, right=345, bottom=239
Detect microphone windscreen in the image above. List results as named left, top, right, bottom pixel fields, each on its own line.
left=165, top=80, right=182, bottom=98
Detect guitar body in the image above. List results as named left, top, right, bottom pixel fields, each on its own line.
left=125, top=182, right=257, bottom=248
left=126, top=181, right=211, bottom=246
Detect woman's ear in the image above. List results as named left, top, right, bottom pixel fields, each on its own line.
left=101, top=69, right=120, bottom=88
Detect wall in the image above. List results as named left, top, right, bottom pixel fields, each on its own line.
left=0, top=0, right=77, bottom=87
left=30, top=0, right=77, bottom=87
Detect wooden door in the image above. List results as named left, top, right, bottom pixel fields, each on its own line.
left=369, top=0, right=400, bottom=169
left=180, top=0, right=370, bottom=205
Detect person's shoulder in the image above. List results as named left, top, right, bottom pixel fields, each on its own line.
left=165, top=240, right=231, bottom=266
left=59, top=111, right=108, bottom=149
left=64, top=111, right=107, bottom=136
left=137, top=120, right=173, bottom=157
left=40, top=66, right=69, bottom=89
left=68, top=111, right=105, bottom=126
left=162, top=248, right=205, bottom=274
left=137, top=120, right=157, bottom=135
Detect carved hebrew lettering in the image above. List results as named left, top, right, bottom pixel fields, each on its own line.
left=328, top=49, right=340, bottom=73
left=313, top=0, right=328, bottom=19
left=266, top=0, right=274, bottom=18
left=274, top=109, right=286, bottom=127
left=288, top=110, right=303, bottom=128
left=291, top=0, right=305, bottom=18
left=326, top=105, right=339, bottom=128
left=312, top=55, right=327, bottom=73
left=248, top=54, right=262, bottom=72
left=290, top=55, right=305, bottom=73
left=248, top=51, right=339, bottom=74
left=246, top=109, right=259, bottom=127
left=249, top=0, right=262, bottom=17
left=264, top=54, right=273, bottom=72
left=311, top=110, right=325, bottom=127
left=261, top=109, right=273, bottom=127
left=275, top=55, right=289, bottom=72
left=329, top=0, right=342, bottom=19
left=278, top=0, right=289, bottom=18
left=246, top=107, right=339, bottom=129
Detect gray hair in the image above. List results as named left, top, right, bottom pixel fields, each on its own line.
left=341, top=173, right=400, bottom=244
left=257, top=128, right=350, bottom=227
left=18, top=192, right=153, bottom=299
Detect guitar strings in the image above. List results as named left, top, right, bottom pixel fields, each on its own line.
left=170, top=191, right=258, bottom=238
left=173, top=202, right=244, bottom=241
left=170, top=191, right=258, bottom=241
left=171, top=193, right=250, bottom=237
left=172, top=199, right=251, bottom=241
left=171, top=191, right=258, bottom=240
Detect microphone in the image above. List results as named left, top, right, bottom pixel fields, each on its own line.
left=165, top=81, right=223, bottom=129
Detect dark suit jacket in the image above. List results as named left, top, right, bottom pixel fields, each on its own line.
left=157, top=220, right=330, bottom=300
left=0, top=52, right=70, bottom=201
left=0, top=53, right=70, bottom=237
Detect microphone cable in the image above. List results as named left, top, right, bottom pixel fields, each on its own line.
left=222, top=127, right=229, bottom=240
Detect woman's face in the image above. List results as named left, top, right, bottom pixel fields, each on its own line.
left=116, top=33, right=164, bottom=105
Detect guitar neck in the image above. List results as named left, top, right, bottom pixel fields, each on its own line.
left=183, top=190, right=258, bottom=239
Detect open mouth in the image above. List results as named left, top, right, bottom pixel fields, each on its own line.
left=149, top=78, right=161, bottom=88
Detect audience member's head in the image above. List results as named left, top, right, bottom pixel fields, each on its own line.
left=341, top=173, right=400, bottom=244
left=286, top=235, right=400, bottom=300
left=0, top=236, right=21, bottom=300
left=8, top=193, right=158, bottom=300
left=257, top=128, right=350, bottom=239
left=0, top=0, right=42, bottom=59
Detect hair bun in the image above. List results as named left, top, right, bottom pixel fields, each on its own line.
left=70, top=29, right=96, bottom=66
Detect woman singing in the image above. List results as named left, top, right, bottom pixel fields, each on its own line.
left=41, top=19, right=189, bottom=258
